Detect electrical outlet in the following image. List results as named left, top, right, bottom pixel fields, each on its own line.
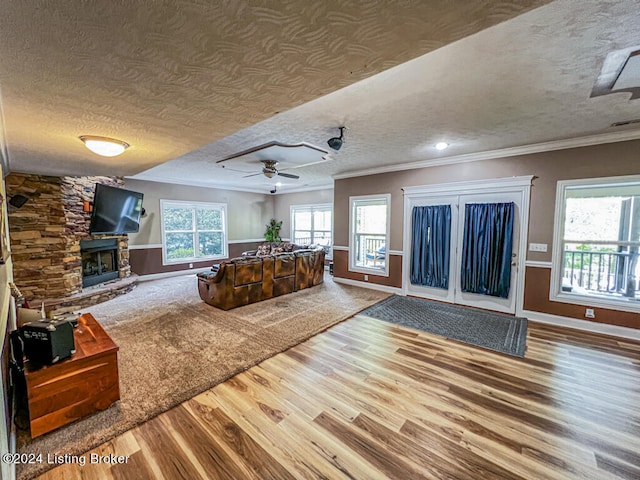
left=585, top=308, right=595, bottom=319
left=529, top=243, right=548, bottom=252
left=189, top=263, right=193, bottom=268
left=364, top=274, right=369, bottom=281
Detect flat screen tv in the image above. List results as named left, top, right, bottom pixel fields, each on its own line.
left=89, top=183, right=144, bottom=234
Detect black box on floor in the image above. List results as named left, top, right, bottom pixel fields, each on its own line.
left=20, top=320, right=76, bottom=365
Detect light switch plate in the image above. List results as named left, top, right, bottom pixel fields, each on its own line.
left=529, top=243, right=548, bottom=252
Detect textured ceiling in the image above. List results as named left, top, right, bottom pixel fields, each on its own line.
left=4, top=1, right=640, bottom=194
left=0, top=0, right=549, bottom=180
left=133, top=0, right=640, bottom=193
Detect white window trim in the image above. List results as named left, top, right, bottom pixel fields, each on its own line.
left=349, top=194, right=391, bottom=277
left=160, top=199, right=228, bottom=266
left=290, top=203, right=333, bottom=260
left=550, top=174, right=640, bottom=314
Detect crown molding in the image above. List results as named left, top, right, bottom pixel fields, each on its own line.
left=333, top=129, right=640, bottom=180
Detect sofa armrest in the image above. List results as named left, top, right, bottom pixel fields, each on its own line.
left=197, top=263, right=226, bottom=283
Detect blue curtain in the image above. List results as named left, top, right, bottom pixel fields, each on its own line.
left=461, top=202, right=514, bottom=298
left=410, top=205, right=451, bottom=289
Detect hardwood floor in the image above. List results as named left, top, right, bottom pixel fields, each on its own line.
left=38, top=315, right=640, bottom=479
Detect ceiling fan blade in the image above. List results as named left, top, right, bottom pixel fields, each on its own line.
left=278, top=172, right=300, bottom=179
left=242, top=172, right=263, bottom=178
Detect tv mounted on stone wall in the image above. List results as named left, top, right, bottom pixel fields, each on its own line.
left=88, top=183, right=144, bottom=235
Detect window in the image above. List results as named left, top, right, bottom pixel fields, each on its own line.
left=160, top=200, right=228, bottom=264
left=550, top=175, right=640, bottom=312
left=349, top=194, right=391, bottom=276
left=290, top=204, right=332, bottom=257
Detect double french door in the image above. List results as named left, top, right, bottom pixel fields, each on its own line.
left=402, top=178, right=531, bottom=314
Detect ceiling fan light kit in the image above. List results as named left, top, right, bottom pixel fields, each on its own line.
left=258, top=160, right=299, bottom=179
left=79, top=135, right=130, bottom=157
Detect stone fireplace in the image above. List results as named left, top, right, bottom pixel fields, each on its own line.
left=6, top=173, right=136, bottom=312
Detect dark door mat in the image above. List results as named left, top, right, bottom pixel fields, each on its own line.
left=359, top=295, right=527, bottom=357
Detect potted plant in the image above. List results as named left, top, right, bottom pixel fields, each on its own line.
left=264, top=218, right=282, bottom=242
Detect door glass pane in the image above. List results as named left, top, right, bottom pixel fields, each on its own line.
left=460, top=202, right=514, bottom=298
left=294, top=210, right=312, bottom=230
left=313, top=231, right=331, bottom=246
left=294, top=230, right=312, bottom=245
left=410, top=205, right=451, bottom=289
left=314, top=209, right=331, bottom=230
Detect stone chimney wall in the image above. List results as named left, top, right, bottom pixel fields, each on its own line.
left=6, top=173, right=130, bottom=302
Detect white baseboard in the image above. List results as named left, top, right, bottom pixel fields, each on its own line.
left=522, top=309, right=640, bottom=341
left=137, top=267, right=212, bottom=282
left=333, top=276, right=401, bottom=294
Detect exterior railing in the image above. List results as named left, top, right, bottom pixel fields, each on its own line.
left=292, top=232, right=331, bottom=245
left=563, top=249, right=639, bottom=297
left=354, top=233, right=386, bottom=268
left=293, top=235, right=312, bottom=245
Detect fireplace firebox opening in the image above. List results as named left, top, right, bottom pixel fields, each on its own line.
left=80, top=238, right=119, bottom=287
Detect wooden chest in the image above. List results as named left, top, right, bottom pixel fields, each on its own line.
left=24, top=313, right=120, bottom=438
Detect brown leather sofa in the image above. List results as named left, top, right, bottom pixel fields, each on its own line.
left=197, top=246, right=325, bottom=310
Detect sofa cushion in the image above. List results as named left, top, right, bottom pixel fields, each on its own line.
left=274, top=253, right=295, bottom=277
left=282, top=242, right=295, bottom=252
left=234, top=258, right=263, bottom=286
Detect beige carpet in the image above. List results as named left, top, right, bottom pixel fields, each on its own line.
left=17, top=273, right=389, bottom=479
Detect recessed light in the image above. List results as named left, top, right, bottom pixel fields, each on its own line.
left=79, top=135, right=130, bottom=157
left=435, top=142, right=449, bottom=151
left=276, top=182, right=282, bottom=187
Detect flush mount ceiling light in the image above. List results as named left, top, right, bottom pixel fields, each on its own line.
left=79, top=135, right=130, bottom=157
left=327, top=126, right=346, bottom=151
left=591, top=46, right=640, bottom=100
left=435, top=142, right=449, bottom=151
